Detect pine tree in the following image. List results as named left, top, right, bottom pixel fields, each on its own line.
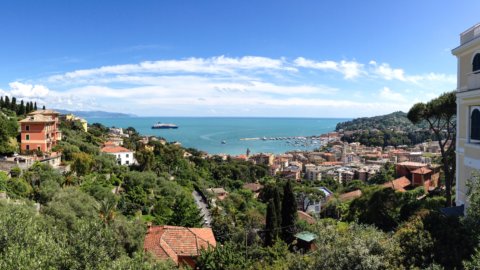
left=19, top=100, right=25, bottom=115
left=265, top=199, right=278, bottom=246
left=281, top=180, right=297, bottom=245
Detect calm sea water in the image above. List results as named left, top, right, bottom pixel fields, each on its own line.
left=86, top=117, right=349, bottom=155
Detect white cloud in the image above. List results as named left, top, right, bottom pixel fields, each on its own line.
left=379, top=87, right=407, bottom=102
left=8, top=82, right=50, bottom=98
left=294, top=57, right=365, bottom=79
left=48, top=56, right=295, bottom=82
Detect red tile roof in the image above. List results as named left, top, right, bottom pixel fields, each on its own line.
left=100, top=145, right=132, bottom=153
left=242, top=183, right=263, bottom=192
left=297, top=210, right=315, bottom=224
left=411, top=167, right=432, bottom=175
left=382, top=176, right=411, bottom=192
left=339, top=189, right=363, bottom=201
left=144, top=225, right=216, bottom=265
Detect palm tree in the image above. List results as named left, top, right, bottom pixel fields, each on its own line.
left=97, top=198, right=117, bottom=225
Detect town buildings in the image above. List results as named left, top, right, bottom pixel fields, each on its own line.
left=19, top=110, right=62, bottom=153
left=452, top=23, right=480, bottom=208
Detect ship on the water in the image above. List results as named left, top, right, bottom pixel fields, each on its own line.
left=151, top=122, right=178, bottom=129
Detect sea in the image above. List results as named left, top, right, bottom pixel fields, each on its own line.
left=86, top=117, right=350, bottom=155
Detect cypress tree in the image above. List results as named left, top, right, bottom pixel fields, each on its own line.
left=34, top=102, right=38, bottom=110
left=42, top=105, right=45, bottom=110
left=19, top=100, right=25, bottom=115
left=281, top=180, right=297, bottom=245
left=4, top=96, right=10, bottom=109
left=0, top=96, right=3, bottom=108
left=26, top=102, right=31, bottom=113
left=273, top=187, right=282, bottom=229
left=11, top=97, right=17, bottom=111
left=265, top=199, right=278, bottom=246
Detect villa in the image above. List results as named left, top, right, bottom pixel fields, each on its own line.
left=452, top=23, right=480, bottom=208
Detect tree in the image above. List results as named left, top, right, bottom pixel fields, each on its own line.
left=42, top=104, right=45, bottom=110
left=408, top=91, right=456, bottom=206
left=10, top=97, right=16, bottom=111
left=18, top=100, right=25, bottom=115
left=71, top=152, right=94, bottom=176
left=281, top=180, right=297, bottom=244
left=4, top=96, right=10, bottom=109
left=265, top=199, right=279, bottom=246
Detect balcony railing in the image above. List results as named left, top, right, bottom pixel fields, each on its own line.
left=461, top=23, right=480, bottom=45
left=467, top=71, right=480, bottom=90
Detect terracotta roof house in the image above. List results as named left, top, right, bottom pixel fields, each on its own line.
left=339, top=189, right=363, bottom=202
left=144, top=225, right=216, bottom=268
left=382, top=176, right=412, bottom=192
left=100, top=144, right=135, bottom=166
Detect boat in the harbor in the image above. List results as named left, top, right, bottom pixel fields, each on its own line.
left=151, top=122, right=178, bottom=129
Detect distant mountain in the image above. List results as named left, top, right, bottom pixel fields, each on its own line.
left=54, top=109, right=136, bottom=118
left=335, top=111, right=429, bottom=132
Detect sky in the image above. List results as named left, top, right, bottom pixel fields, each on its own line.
left=0, top=0, right=478, bottom=117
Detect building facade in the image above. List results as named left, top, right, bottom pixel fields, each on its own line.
left=19, top=110, right=62, bottom=153
left=100, top=144, right=135, bottom=165
left=452, top=23, right=480, bottom=207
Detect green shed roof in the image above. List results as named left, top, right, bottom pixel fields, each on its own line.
left=295, top=231, right=317, bottom=242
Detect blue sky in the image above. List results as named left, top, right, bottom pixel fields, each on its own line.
left=0, top=1, right=478, bottom=117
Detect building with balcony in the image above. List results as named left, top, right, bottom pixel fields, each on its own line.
left=452, top=23, right=480, bottom=207
left=19, top=110, right=62, bottom=153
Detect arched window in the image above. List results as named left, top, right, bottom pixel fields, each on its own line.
left=471, top=108, right=480, bottom=141
left=473, top=54, right=480, bottom=73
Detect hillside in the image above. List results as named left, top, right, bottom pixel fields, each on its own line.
left=335, top=111, right=434, bottom=147
left=335, top=111, right=428, bottom=132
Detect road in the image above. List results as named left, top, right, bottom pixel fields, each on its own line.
left=192, top=190, right=212, bottom=227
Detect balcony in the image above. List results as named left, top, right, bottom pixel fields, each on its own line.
left=461, top=23, right=480, bottom=45
left=467, top=72, right=480, bottom=90
left=56, top=131, right=62, bottom=141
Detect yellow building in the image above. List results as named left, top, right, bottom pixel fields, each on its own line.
left=452, top=23, right=480, bottom=207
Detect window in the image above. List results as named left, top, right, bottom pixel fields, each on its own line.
left=471, top=106, right=480, bottom=142
left=26, top=125, right=30, bottom=131
left=26, top=134, right=30, bottom=140
left=126, top=154, right=129, bottom=158
left=26, top=145, right=30, bottom=150
left=474, top=54, right=480, bottom=73
left=126, top=160, right=129, bottom=165
left=37, top=146, right=41, bottom=151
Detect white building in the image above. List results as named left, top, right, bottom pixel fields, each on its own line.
left=101, top=145, right=135, bottom=166
left=304, top=187, right=333, bottom=216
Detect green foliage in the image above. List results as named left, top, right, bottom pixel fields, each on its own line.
left=265, top=199, right=279, bottom=246
left=197, top=242, right=249, bottom=270
left=281, top=180, right=297, bottom=244
left=394, top=210, right=434, bottom=268
left=346, top=187, right=400, bottom=231
left=0, top=111, right=19, bottom=154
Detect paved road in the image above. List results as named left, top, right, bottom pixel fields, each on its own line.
left=192, top=190, right=212, bottom=227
